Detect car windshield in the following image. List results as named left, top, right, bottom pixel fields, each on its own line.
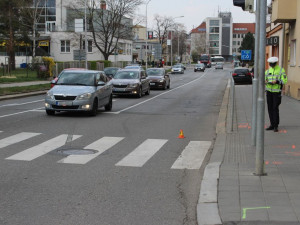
left=173, top=65, right=181, bottom=68
left=56, top=72, right=96, bottom=86
left=196, top=64, right=204, bottom=67
left=146, top=69, right=164, bottom=76
left=114, top=71, right=139, bottom=79
left=104, top=68, right=119, bottom=75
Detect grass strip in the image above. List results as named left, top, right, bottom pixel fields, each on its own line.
left=0, top=84, right=50, bottom=96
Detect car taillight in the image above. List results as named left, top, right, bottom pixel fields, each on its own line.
left=232, top=73, right=237, bottom=76
left=247, top=72, right=251, bottom=76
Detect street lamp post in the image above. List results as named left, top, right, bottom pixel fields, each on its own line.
left=171, top=16, right=184, bottom=66
left=84, top=0, right=88, bottom=69
left=145, top=0, right=152, bottom=69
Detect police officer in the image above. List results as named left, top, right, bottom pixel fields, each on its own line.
left=265, top=57, right=287, bottom=132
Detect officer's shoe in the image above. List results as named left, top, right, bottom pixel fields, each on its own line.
left=266, top=126, right=274, bottom=131
left=274, top=127, right=279, bottom=132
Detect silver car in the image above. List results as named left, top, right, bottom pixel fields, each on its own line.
left=45, top=70, right=113, bottom=116
left=171, top=65, right=184, bottom=74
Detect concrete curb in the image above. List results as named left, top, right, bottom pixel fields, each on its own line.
left=197, top=79, right=231, bottom=225
left=0, top=90, right=48, bottom=101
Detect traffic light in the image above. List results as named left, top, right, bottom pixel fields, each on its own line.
left=233, top=0, right=254, bottom=12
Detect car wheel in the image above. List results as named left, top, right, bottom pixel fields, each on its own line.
left=167, top=82, right=170, bottom=89
left=105, top=95, right=113, bottom=111
left=136, top=87, right=142, bottom=98
left=46, top=110, right=55, bottom=116
left=163, top=82, right=167, bottom=90
left=194, top=70, right=196, bottom=72
left=145, top=85, right=150, bottom=95
left=89, top=98, right=98, bottom=116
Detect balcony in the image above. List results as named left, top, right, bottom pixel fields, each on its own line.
left=271, top=0, right=297, bottom=23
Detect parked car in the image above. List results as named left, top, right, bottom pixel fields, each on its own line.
left=194, top=63, right=205, bottom=72
left=146, top=68, right=170, bottom=90
left=232, top=67, right=253, bottom=84
left=171, top=64, right=184, bottom=74
left=215, top=62, right=224, bottom=69
left=104, top=67, right=121, bottom=79
left=124, top=64, right=142, bottom=69
left=111, top=69, right=150, bottom=98
left=45, top=70, right=112, bottom=116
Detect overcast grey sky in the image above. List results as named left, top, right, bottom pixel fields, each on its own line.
left=136, top=0, right=271, bottom=32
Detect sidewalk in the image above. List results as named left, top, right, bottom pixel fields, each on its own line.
left=218, top=83, right=300, bottom=224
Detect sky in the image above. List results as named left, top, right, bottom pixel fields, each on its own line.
left=136, top=0, right=271, bottom=32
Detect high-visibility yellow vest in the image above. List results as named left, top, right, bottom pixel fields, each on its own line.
left=265, top=65, right=287, bottom=93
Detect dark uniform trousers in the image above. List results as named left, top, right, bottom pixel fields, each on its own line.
left=266, top=91, right=282, bottom=128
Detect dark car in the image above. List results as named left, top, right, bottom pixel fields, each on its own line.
left=146, top=68, right=170, bottom=90
left=104, top=67, right=121, bottom=79
left=194, top=63, right=205, bottom=72
left=111, top=69, right=150, bottom=98
left=232, top=67, right=252, bottom=84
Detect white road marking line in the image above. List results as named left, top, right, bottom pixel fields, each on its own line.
left=0, top=99, right=44, bottom=108
left=109, top=72, right=208, bottom=114
left=0, top=107, right=44, bottom=118
left=0, top=132, right=41, bottom=149
left=171, top=141, right=211, bottom=169
left=6, top=134, right=81, bottom=161
left=115, top=139, right=168, bottom=167
left=58, top=136, right=124, bottom=164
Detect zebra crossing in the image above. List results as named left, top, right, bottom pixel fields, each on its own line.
left=0, top=131, right=211, bottom=169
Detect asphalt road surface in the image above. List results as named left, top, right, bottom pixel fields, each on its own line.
left=0, top=65, right=231, bottom=225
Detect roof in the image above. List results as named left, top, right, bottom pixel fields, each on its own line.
left=190, top=22, right=206, bottom=34
left=233, top=23, right=255, bottom=34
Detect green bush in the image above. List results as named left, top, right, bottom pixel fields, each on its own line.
left=99, top=60, right=111, bottom=68
left=90, top=61, right=97, bottom=70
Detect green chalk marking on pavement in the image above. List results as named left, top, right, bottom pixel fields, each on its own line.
left=242, top=207, right=271, bottom=219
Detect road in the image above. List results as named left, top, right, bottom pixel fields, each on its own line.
left=0, top=66, right=230, bottom=225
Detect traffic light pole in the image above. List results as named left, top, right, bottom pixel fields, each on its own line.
left=251, top=0, right=260, bottom=146
left=255, top=0, right=267, bottom=176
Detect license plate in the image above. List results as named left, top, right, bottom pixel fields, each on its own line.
left=150, top=83, right=155, bottom=85
left=239, top=75, right=245, bottom=77
left=56, top=101, right=72, bottom=106
left=113, top=88, right=125, bottom=92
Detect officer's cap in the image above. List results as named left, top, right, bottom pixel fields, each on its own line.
left=267, top=57, right=279, bottom=63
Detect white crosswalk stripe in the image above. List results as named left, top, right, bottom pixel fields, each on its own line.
left=115, top=139, right=168, bottom=167
left=0, top=132, right=41, bottom=149
left=1, top=131, right=211, bottom=169
left=58, top=136, right=124, bottom=164
left=6, top=134, right=81, bottom=161
left=171, top=141, right=211, bottom=169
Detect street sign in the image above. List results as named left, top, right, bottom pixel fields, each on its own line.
left=266, top=36, right=279, bottom=46
left=73, top=50, right=86, bottom=60
left=241, top=50, right=252, bottom=60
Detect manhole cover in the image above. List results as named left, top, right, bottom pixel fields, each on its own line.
left=57, top=149, right=98, bottom=155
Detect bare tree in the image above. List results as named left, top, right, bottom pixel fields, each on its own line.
left=70, top=0, right=142, bottom=60
left=172, top=23, right=187, bottom=62
left=152, top=15, right=174, bottom=55
left=19, top=0, right=49, bottom=59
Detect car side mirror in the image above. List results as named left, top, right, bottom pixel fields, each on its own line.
left=97, top=81, right=106, bottom=86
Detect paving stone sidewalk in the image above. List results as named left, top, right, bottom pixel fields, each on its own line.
left=219, top=85, right=300, bottom=224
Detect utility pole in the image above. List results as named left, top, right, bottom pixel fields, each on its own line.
left=255, top=0, right=267, bottom=176
left=251, top=0, right=260, bottom=146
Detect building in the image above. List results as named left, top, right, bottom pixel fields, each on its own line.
left=190, top=12, right=255, bottom=62
left=0, top=0, right=133, bottom=67
left=232, top=23, right=255, bottom=57
left=271, top=0, right=300, bottom=100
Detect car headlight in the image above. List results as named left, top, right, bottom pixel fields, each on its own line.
left=46, top=92, right=54, bottom=100
left=128, top=83, right=138, bottom=88
left=77, top=93, right=92, bottom=100
left=159, top=79, right=164, bottom=83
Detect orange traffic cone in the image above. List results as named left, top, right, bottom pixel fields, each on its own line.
left=178, top=129, right=185, bottom=139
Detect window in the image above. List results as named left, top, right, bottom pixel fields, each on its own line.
left=233, top=41, right=236, bottom=46
left=209, top=20, right=219, bottom=26
left=290, top=39, right=296, bottom=66
left=233, top=34, right=236, bottom=38
left=61, top=40, right=70, bottom=53
left=238, top=41, right=240, bottom=45
left=209, top=27, right=219, bottom=33
left=238, top=34, right=240, bottom=38
left=209, top=34, right=219, bottom=41
left=83, top=40, right=93, bottom=53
